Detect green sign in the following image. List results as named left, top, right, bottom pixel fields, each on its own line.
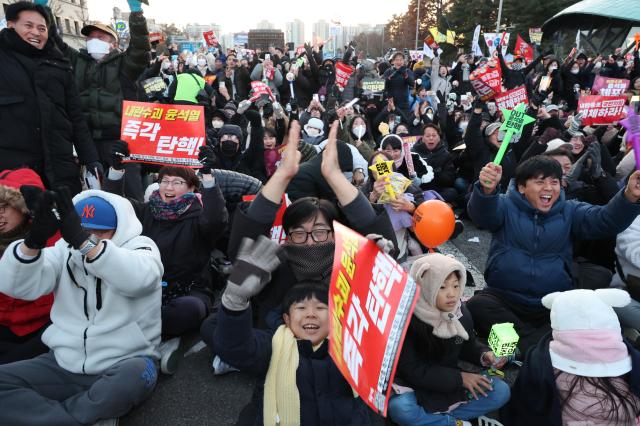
left=494, top=102, right=535, bottom=165
left=362, top=78, right=385, bottom=92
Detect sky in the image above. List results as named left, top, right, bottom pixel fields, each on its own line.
left=86, top=0, right=409, bottom=38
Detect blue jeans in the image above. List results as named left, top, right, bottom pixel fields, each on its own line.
left=388, top=378, right=510, bottom=426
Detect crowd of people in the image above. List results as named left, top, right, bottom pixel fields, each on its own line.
left=1, top=0, right=640, bottom=425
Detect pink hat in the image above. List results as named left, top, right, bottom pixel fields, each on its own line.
left=542, top=289, right=632, bottom=378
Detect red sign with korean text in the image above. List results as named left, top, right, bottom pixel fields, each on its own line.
left=335, top=61, right=354, bottom=90
left=470, top=61, right=503, bottom=101
left=120, top=101, right=206, bottom=167
left=249, top=80, right=276, bottom=102
left=577, top=95, right=627, bottom=126
left=329, top=222, right=419, bottom=416
left=203, top=30, right=218, bottom=47
left=241, top=194, right=291, bottom=244
left=514, top=35, right=533, bottom=63
left=494, top=85, right=529, bottom=111
left=591, top=76, right=630, bottom=96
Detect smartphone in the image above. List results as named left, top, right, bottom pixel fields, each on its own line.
left=265, top=54, right=271, bottom=61
left=218, top=81, right=225, bottom=89
left=313, top=94, right=319, bottom=102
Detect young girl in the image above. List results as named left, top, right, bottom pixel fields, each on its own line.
left=212, top=235, right=374, bottom=425
left=389, top=253, right=510, bottom=426
left=504, top=288, right=640, bottom=426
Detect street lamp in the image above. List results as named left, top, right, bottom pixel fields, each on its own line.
left=415, top=0, right=420, bottom=50
left=496, top=0, right=504, bottom=33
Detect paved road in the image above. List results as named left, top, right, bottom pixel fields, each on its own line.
left=121, top=221, right=495, bottom=426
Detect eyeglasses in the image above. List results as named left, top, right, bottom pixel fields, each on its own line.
left=159, top=179, right=187, bottom=188
left=0, top=203, right=7, bottom=213
left=288, top=229, right=332, bottom=244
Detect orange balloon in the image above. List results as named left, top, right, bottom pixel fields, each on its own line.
left=412, top=200, right=455, bottom=248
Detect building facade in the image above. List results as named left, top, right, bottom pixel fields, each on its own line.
left=247, top=29, right=284, bottom=50
left=285, top=19, right=304, bottom=45
left=312, top=19, right=330, bottom=44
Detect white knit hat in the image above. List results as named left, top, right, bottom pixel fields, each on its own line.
left=545, top=138, right=573, bottom=152
left=542, top=289, right=632, bottom=377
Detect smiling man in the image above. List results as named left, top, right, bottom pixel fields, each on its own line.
left=465, top=156, right=640, bottom=356
left=0, top=1, right=100, bottom=195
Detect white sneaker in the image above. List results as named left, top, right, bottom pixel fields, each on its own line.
left=212, top=355, right=239, bottom=375
left=158, top=337, right=182, bottom=375
left=92, top=419, right=119, bottom=426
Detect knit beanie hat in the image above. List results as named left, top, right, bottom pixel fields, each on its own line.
left=542, top=289, right=632, bottom=378
left=409, top=253, right=469, bottom=340
left=0, top=168, right=44, bottom=214
left=484, top=122, right=502, bottom=138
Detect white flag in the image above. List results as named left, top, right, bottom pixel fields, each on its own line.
left=423, top=43, right=435, bottom=59
left=472, top=25, right=483, bottom=57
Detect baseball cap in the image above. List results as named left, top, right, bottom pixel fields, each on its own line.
left=546, top=104, right=559, bottom=112
left=74, top=197, right=117, bottom=230
left=81, top=23, right=118, bottom=42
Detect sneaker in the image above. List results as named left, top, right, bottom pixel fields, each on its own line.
left=450, top=220, right=464, bottom=240
left=212, top=355, right=239, bottom=375
left=158, top=337, right=182, bottom=375
left=92, top=419, right=119, bottom=426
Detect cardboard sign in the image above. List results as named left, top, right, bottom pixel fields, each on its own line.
left=470, top=60, right=503, bottom=101
left=329, top=222, right=419, bottom=416
left=249, top=80, right=276, bottom=102
left=141, top=77, right=167, bottom=98
left=494, top=85, right=529, bottom=111
left=577, top=95, right=627, bottom=126
left=362, top=78, right=385, bottom=92
left=203, top=30, right=218, bottom=47
left=408, top=50, right=423, bottom=61
left=335, top=61, right=354, bottom=90
left=529, top=28, right=543, bottom=45
left=241, top=195, right=291, bottom=243
left=514, top=35, right=533, bottom=63
left=591, top=76, right=630, bottom=96
left=120, top=101, right=205, bottom=167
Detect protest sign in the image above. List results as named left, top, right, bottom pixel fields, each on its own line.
left=249, top=80, right=276, bottom=102
left=120, top=101, right=205, bottom=167
left=494, top=85, right=529, bottom=111
left=514, top=35, right=533, bottom=62
left=335, top=61, right=354, bottom=90
left=620, top=106, right=640, bottom=170
left=362, top=78, right=385, bottom=92
left=148, top=32, right=164, bottom=44
left=591, top=76, right=630, bottom=96
left=577, top=95, right=627, bottom=126
left=529, top=28, right=543, bottom=45
left=424, top=34, right=439, bottom=51
left=470, top=60, right=503, bottom=101
left=329, top=222, right=419, bottom=416
left=401, top=135, right=421, bottom=150
left=484, top=32, right=509, bottom=56
left=242, top=195, right=291, bottom=243
left=141, top=77, right=167, bottom=99
left=409, top=50, right=424, bottom=61
left=203, top=30, right=218, bottom=47
left=495, top=103, right=535, bottom=165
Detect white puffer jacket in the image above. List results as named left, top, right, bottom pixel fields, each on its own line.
left=0, top=190, right=163, bottom=374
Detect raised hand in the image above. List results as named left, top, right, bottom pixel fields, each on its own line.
left=479, top=162, right=502, bottom=195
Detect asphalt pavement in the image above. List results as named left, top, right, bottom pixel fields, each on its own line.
left=121, top=221, right=496, bottom=426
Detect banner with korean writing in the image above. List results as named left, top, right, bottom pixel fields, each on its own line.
left=203, top=30, right=218, bottom=47
left=591, top=76, right=630, bottom=96
left=249, top=80, right=276, bottom=102
left=335, top=61, right=354, bottom=90
left=470, top=61, right=503, bottom=101
left=362, top=78, right=385, bottom=92
left=529, top=28, right=543, bottom=45
left=329, top=222, right=419, bottom=416
left=121, top=101, right=205, bottom=167
left=242, top=195, right=291, bottom=244
left=494, top=85, right=529, bottom=111
left=577, top=95, right=627, bottom=126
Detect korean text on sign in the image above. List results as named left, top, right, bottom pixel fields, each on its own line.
left=577, top=95, right=627, bottom=126
left=495, top=86, right=529, bottom=111
left=329, top=222, right=419, bottom=417
left=120, top=101, right=205, bottom=167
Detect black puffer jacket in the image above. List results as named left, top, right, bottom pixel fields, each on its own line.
left=412, top=141, right=456, bottom=191
left=0, top=28, right=98, bottom=193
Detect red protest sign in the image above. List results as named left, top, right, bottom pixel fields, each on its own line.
left=249, top=80, right=276, bottom=102
left=470, top=60, right=503, bottom=101
left=577, top=95, right=627, bottom=126
left=591, top=76, right=630, bottom=96
left=494, top=85, right=529, bottom=111
left=120, top=101, right=205, bottom=167
left=329, top=222, right=419, bottom=416
left=241, top=195, right=291, bottom=244
left=335, top=61, right=354, bottom=90
left=424, top=34, right=439, bottom=51
left=149, top=32, right=164, bottom=44
left=203, top=30, right=218, bottom=47
left=514, top=35, right=533, bottom=63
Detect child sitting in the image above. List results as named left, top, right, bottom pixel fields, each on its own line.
left=504, top=288, right=640, bottom=425
left=212, top=236, right=374, bottom=426
left=389, top=253, right=510, bottom=426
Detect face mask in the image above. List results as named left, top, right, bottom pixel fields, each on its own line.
left=306, top=128, right=322, bottom=137
left=212, top=120, right=224, bottom=129
left=220, top=140, right=238, bottom=157
left=617, top=61, right=625, bottom=67
left=426, top=112, right=434, bottom=121
left=353, top=125, right=366, bottom=139
left=197, top=58, right=207, bottom=67
left=388, top=122, right=396, bottom=132
left=511, top=63, right=523, bottom=71
left=549, top=65, right=557, bottom=72
left=87, top=38, right=111, bottom=60
left=571, top=68, right=579, bottom=75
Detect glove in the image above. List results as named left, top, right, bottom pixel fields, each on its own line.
left=198, top=144, right=216, bottom=174
left=366, top=234, right=395, bottom=255
left=33, top=0, right=48, bottom=5
left=20, top=185, right=44, bottom=213
left=272, top=101, right=286, bottom=119
left=55, top=187, right=90, bottom=250
left=23, top=190, right=58, bottom=250
left=565, top=153, right=588, bottom=188
left=127, top=0, right=143, bottom=12
left=436, top=90, right=446, bottom=105
left=221, top=236, right=283, bottom=311
left=111, top=140, right=129, bottom=170
left=85, top=161, right=104, bottom=180
left=586, top=141, right=603, bottom=179
left=237, top=99, right=252, bottom=115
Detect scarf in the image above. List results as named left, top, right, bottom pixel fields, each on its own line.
left=264, top=148, right=281, bottom=177
left=0, top=219, right=28, bottom=257
left=282, top=242, right=335, bottom=285
left=148, top=190, right=197, bottom=221
left=413, top=301, right=468, bottom=340
left=264, top=325, right=300, bottom=426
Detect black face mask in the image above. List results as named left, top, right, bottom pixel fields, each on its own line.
left=220, top=140, right=238, bottom=157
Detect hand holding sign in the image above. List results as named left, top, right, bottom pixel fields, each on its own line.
left=369, top=156, right=396, bottom=200
left=479, top=162, right=503, bottom=195
left=494, top=103, right=535, bottom=165
left=620, top=106, right=640, bottom=172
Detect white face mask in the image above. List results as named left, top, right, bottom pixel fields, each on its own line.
left=353, top=125, right=366, bottom=139
left=571, top=68, right=579, bottom=75
left=197, top=58, right=207, bottom=67
left=617, top=61, right=625, bottom=67
left=306, top=127, right=322, bottom=137
left=212, top=120, right=224, bottom=129
left=86, top=38, right=111, bottom=60
left=549, top=65, right=557, bottom=72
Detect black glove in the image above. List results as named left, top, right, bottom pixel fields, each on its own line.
left=85, top=161, right=104, bottom=179
left=198, top=144, right=217, bottom=174
left=55, top=187, right=90, bottom=250
left=111, top=141, right=129, bottom=170
left=436, top=90, right=446, bottom=105
left=20, top=185, right=44, bottom=213
left=23, top=190, right=59, bottom=250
